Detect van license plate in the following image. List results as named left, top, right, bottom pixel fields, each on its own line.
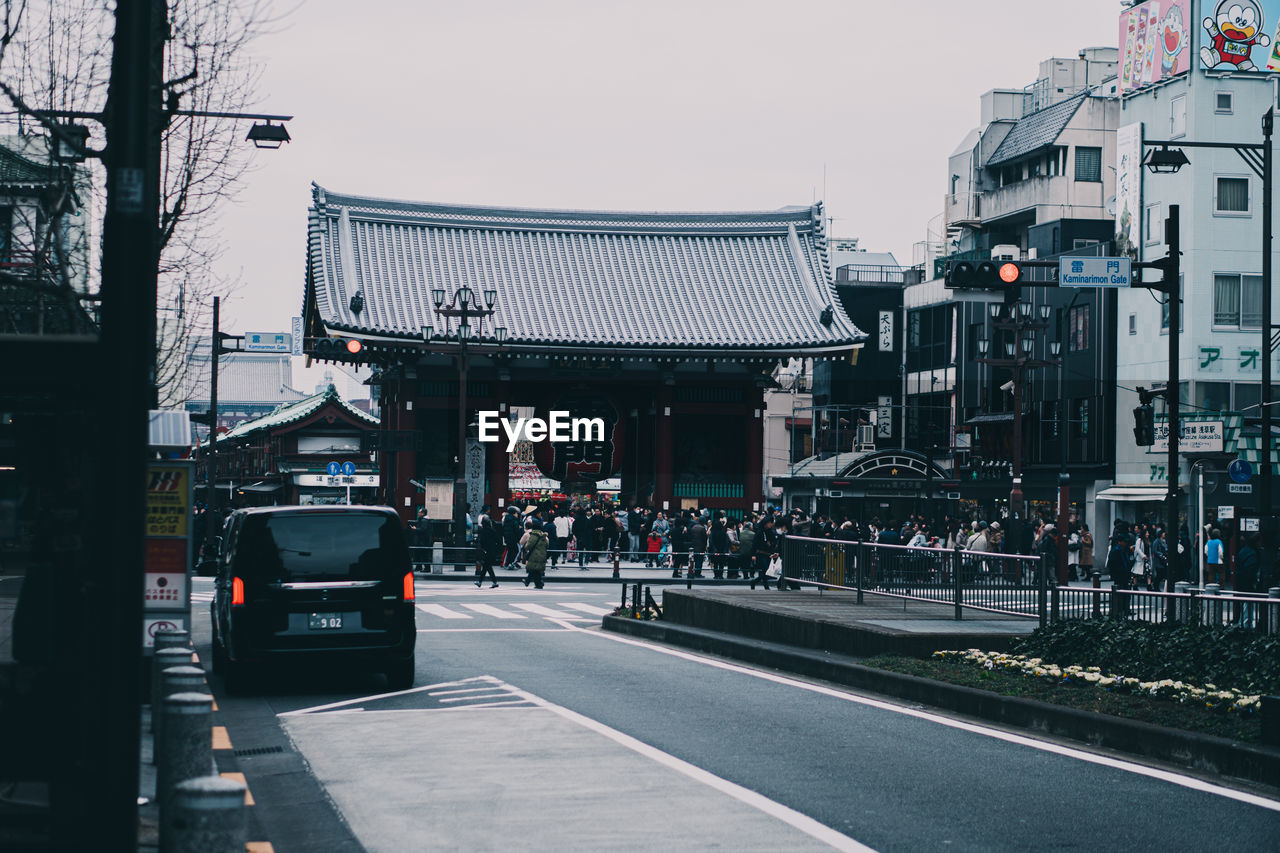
left=308, top=613, right=343, bottom=630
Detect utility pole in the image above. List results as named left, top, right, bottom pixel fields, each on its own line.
left=204, top=295, right=222, bottom=558
left=1165, top=205, right=1182, bottom=570
left=90, top=0, right=164, bottom=847
left=1260, top=110, right=1275, bottom=584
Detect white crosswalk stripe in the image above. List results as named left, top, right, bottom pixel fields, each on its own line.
left=460, top=603, right=527, bottom=619
left=559, top=602, right=613, bottom=616
left=417, top=603, right=472, bottom=619
left=511, top=603, right=592, bottom=620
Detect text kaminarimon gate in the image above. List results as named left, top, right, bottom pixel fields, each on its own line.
left=301, top=184, right=864, bottom=523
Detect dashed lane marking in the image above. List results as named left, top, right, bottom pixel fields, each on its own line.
left=416, top=603, right=471, bottom=619
left=512, top=602, right=591, bottom=620
left=559, top=602, right=614, bottom=616
left=211, top=726, right=232, bottom=750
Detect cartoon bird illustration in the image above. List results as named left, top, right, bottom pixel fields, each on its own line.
left=1201, top=0, right=1271, bottom=71
left=1161, top=5, right=1186, bottom=75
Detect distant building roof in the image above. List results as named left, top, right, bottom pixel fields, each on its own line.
left=187, top=349, right=306, bottom=406
left=217, top=384, right=378, bottom=443
left=304, top=185, right=864, bottom=354
left=985, top=93, right=1087, bottom=167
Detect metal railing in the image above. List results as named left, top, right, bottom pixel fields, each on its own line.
left=782, top=535, right=1047, bottom=624
left=1049, top=581, right=1280, bottom=634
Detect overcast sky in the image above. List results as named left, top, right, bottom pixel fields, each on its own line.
left=213, top=0, right=1122, bottom=388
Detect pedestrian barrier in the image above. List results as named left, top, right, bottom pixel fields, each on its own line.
left=157, top=691, right=215, bottom=849
left=782, top=535, right=1047, bottom=624
left=1049, top=583, right=1280, bottom=632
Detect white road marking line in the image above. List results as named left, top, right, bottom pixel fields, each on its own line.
left=460, top=603, right=527, bottom=619
left=560, top=602, right=614, bottom=616
left=559, top=621, right=1280, bottom=812
left=438, top=693, right=516, bottom=703
left=428, top=687, right=508, bottom=696
left=417, top=628, right=571, bottom=633
left=281, top=676, right=501, bottom=716
left=512, top=603, right=582, bottom=619
left=493, top=678, right=874, bottom=853
left=416, top=603, right=471, bottom=619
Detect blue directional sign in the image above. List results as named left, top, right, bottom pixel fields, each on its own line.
left=341, top=461, right=356, bottom=476
left=1058, top=257, right=1131, bottom=288
left=326, top=461, right=341, bottom=476
left=1229, top=459, right=1253, bottom=484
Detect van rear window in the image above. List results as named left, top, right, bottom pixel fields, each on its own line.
left=237, top=512, right=406, bottom=582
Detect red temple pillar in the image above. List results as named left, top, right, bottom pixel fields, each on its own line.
left=746, top=385, right=764, bottom=513
left=654, top=385, right=674, bottom=512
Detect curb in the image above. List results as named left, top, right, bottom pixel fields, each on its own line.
left=602, top=616, right=1280, bottom=790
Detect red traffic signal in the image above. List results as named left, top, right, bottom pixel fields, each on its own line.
left=313, top=336, right=366, bottom=360
left=945, top=259, right=1022, bottom=290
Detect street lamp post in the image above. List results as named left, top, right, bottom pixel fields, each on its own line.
left=428, top=286, right=505, bottom=551
left=977, top=299, right=1060, bottom=559
left=1143, top=111, right=1274, bottom=580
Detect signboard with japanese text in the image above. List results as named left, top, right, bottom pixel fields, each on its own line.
left=1120, top=0, right=1192, bottom=91
left=1151, top=420, right=1224, bottom=452
left=291, top=316, right=303, bottom=355
left=243, top=331, right=292, bottom=352
left=143, top=461, right=192, bottom=647
left=1059, top=257, right=1132, bottom=287
left=1115, top=123, right=1143, bottom=260
left=878, top=311, right=894, bottom=351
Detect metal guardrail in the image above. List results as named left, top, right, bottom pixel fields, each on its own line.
left=782, top=535, right=1047, bottom=624
left=1049, top=582, right=1280, bottom=634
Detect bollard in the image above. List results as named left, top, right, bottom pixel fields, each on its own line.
left=157, top=692, right=214, bottom=824
left=151, top=646, right=195, bottom=727
left=1204, top=584, right=1222, bottom=626
left=612, top=549, right=620, bottom=579
left=1174, top=581, right=1190, bottom=624
left=154, top=628, right=191, bottom=655
left=162, top=775, right=246, bottom=853
left=154, top=666, right=209, bottom=764
left=620, top=583, right=627, bottom=611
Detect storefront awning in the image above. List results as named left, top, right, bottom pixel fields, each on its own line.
left=1096, top=486, right=1167, bottom=502
left=965, top=413, right=1014, bottom=426
left=238, top=481, right=282, bottom=494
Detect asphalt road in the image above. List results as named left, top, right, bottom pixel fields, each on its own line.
left=195, top=577, right=1280, bottom=852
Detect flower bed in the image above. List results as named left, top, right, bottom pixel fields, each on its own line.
left=931, top=649, right=1261, bottom=715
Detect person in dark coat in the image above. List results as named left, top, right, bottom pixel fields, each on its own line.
left=501, top=507, right=521, bottom=567
left=670, top=514, right=689, bottom=578
left=750, top=518, right=778, bottom=590
left=1151, top=528, right=1170, bottom=592
left=1235, top=535, right=1261, bottom=625
left=736, top=521, right=756, bottom=580
left=474, top=516, right=500, bottom=588
left=689, top=517, right=708, bottom=577
left=709, top=515, right=729, bottom=578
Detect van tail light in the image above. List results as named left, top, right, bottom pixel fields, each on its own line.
left=231, top=576, right=245, bottom=607
left=402, top=572, right=415, bottom=602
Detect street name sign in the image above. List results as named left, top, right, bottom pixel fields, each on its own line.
left=244, top=331, right=292, bottom=352
left=1151, top=420, right=1224, bottom=453
left=1059, top=257, right=1131, bottom=287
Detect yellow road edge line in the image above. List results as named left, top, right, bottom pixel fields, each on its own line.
left=212, top=699, right=219, bottom=711
left=245, top=842, right=274, bottom=852
left=211, top=725, right=232, bottom=750
left=219, top=771, right=254, bottom=806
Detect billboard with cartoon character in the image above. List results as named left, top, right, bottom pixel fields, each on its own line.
left=1198, top=0, right=1280, bottom=72
left=1121, top=0, right=1191, bottom=92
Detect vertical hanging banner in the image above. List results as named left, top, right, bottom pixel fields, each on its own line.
left=1115, top=122, right=1144, bottom=261
left=143, top=461, right=193, bottom=651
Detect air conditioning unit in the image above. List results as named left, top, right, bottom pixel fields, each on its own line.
left=856, top=425, right=876, bottom=452
left=991, top=244, right=1020, bottom=260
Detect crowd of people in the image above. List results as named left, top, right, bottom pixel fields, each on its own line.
left=462, top=502, right=799, bottom=590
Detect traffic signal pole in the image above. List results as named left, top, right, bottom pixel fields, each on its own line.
left=1165, top=205, right=1182, bottom=573
left=205, top=295, right=221, bottom=560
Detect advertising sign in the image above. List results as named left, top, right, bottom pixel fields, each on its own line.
left=291, top=316, right=303, bottom=356
left=1115, top=123, right=1144, bottom=260
left=1120, top=0, right=1192, bottom=91
left=878, top=311, right=893, bottom=352
left=1198, top=0, right=1280, bottom=72
left=143, top=461, right=192, bottom=642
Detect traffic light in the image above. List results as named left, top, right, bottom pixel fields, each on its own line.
left=1132, top=402, right=1155, bottom=446
left=945, top=260, right=1022, bottom=290
left=312, top=336, right=365, bottom=360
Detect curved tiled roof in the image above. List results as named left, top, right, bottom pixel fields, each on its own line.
left=305, top=185, right=864, bottom=353
left=216, top=384, right=377, bottom=444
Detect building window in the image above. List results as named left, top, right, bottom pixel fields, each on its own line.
left=1069, top=304, right=1091, bottom=352
left=1171, top=94, right=1187, bottom=138
left=1129, top=313, right=1137, bottom=335
left=1216, top=91, right=1233, bottom=114
left=1215, top=176, right=1250, bottom=214
left=967, top=322, right=983, bottom=362
left=1213, top=273, right=1263, bottom=328
left=1075, top=147, right=1102, bottom=182
left=1194, top=381, right=1231, bottom=414
left=1144, top=204, right=1161, bottom=245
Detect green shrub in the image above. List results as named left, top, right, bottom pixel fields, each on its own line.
left=1013, top=619, right=1280, bottom=695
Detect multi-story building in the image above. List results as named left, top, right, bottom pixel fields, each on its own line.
left=906, top=48, right=1122, bottom=547
left=1108, top=0, right=1280, bottom=551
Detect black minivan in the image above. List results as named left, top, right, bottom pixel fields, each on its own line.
left=211, top=506, right=416, bottom=691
